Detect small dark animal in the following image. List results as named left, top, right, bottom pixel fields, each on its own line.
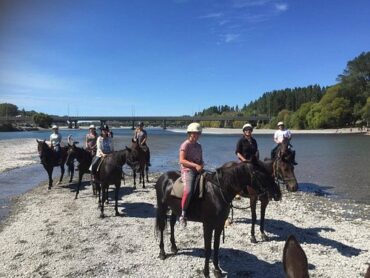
left=36, top=139, right=73, bottom=190
left=155, top=162, right=278, bottom=277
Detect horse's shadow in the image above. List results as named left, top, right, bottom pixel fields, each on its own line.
left=177, top=247, right=284, bottom=277
left=118, top=201, right=156, bottom=218
left=234, top=217, right=363, bottom=257
left=297, top=182, right=334, bottom=197
left=60, top=180, right=90, bottom=194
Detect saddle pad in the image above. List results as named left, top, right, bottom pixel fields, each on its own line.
left=170, top=174, right=206, bottom=199
left=170, top=177, right=184, bottom=198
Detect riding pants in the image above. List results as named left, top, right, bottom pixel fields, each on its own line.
left=90, top=156, right=101, bottom=174
left=54, top=144, right=61, bottom=162
left=181, top=169, right=197, bottom=215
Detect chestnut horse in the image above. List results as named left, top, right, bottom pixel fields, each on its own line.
left=36, top=139, right=73, bottom=190
left=155, top=161, right=278, bottom=277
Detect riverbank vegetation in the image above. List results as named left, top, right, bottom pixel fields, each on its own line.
left=196, top=51, right=370, bottom=129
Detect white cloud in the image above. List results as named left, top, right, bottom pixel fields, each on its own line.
left=199, top=12, right=223, bottom=19
left=232, top=0, right=273, bottom=8
left=224, top=33, right=240, bottom=43
left=275, top=3, right=288, bottom=12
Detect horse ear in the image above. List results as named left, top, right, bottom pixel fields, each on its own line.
left=365, top=265, right=370, bottom=278
left=283, top=235, right=309, bottom=278
left=216, top=167, right=223, bottom=179
left=36, top=139, right=39, bottom=143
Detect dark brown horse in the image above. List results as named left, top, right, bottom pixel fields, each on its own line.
left=66, top=143, right=94, bottom=199
left=224, top=161, right=281, bottom=243
left=283, top=235, right=309, bottom=278
left=128, top=139, right=149, bottom=189
left=36, top=139, right=73, bottom=190
left=95, top=147, right=139, bottom=218
left=272, top=137, right=298, bottom=191
left=155, top=162, right=278, bottom=277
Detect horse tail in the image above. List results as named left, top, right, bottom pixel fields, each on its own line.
left=154, top=173, right=170, bottom=238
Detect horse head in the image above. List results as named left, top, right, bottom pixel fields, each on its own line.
left=66, top=142, right=78, bottom=165
left=36, top=139, right=49, bottom=158
left=276, top=140, right=298, bottom=192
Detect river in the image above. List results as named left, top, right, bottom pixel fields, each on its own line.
left=0, top=128, right=369, bottom=222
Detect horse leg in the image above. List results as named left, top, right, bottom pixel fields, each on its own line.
left=100, top=184, right=106, bottom=218
left=260, top=197, right=269, bottom=241
left=68, top=162, right=74, bottom=183
left=146, top=165, right=149, bottom=183
left=57, top=164, right=65, bottom=185
left=114, top=183, right=120, bottom=216
left=91, top=174, right=97, bottom=196
left=47, top=167, right=53, bottom=190
left=156, top=202, right=167, bottom=260
left=122, top=171, right=125, bottom=185
left=212, top=226, right=223, bottom=278
left=97, top=182, right=102, bottom=208
left=203, top=224, right=213, bottom=278
left=133, top=170, right=137, bottom=189
left=169, top=213, right=178, bottom=254
left=250, top=196, right=258, bottom=243
left=75, top=170, right=83, bottom=199
left=141, top=168, right=145, bottom=188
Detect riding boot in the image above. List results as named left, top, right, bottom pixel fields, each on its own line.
left=292, top=150, right=298, bottom=165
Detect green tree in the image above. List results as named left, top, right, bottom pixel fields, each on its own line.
left=0, top=103, right=19, bottom=117
left=32, top=113, right=52, bottom=128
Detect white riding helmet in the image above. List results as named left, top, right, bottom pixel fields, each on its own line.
left=187, top=122, right=202, bottom=133
left=52, top=124, right=58, bottom=129
left=89, top=124, right=95, bottom=129
left=242, top=123, right=253, bottom=131
left=277, top=121, right=284, bottom=126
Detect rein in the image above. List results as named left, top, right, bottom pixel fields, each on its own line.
left=273, top=158, right=296, bottom=184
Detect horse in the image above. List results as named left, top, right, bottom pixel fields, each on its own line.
left=66, top=143, right=95, bottom=199
left=128, top=139, right=149, bottom=189
left=283, top=235, right=309, bottom=278
left=154, top=161, right=278, bottom=277
left=272, top=137, right=298, bottom=192
left=223, top=160, right=282, bottom=243
left=283, top=235, right=370, bottom=278
left=36, top=139, right=74, bottom=190
left=94, top=147, right=139, bottom=218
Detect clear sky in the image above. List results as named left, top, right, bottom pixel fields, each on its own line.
left=0, top=0, right=369, bottom=116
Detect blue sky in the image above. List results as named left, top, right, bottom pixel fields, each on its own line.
left=0, top=0, right=369, bottom=116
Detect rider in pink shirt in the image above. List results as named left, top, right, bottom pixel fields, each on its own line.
left=179, top=122, right=204, bottom=227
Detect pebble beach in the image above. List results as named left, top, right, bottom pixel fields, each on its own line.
left=0, top=133, right=369, bottom=277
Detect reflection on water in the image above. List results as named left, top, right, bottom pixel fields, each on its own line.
left=0, top=129, right=369, bottom=223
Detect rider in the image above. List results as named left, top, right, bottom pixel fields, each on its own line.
left=179, top=122, right=204, bottom=227
left=235, top=123, right=259, bottom=163
left=90, top=126, right=114, bottom=175
left=85, top=124, right=98, bottom=156
left=50, top=124, right=62, bottom=163
left=134, top=122, right=151, bottom=166
left=271, top=121, right=297, bottom=165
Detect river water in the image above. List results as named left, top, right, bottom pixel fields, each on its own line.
left=0, top=128, right=369, bottom=222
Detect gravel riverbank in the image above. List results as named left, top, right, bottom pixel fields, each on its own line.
left=0, top=173, right=369, bottom=277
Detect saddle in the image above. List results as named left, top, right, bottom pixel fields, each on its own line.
left=170, top=173, right=207, bottom=199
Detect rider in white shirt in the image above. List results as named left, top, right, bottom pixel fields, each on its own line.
left=50, top=125, right=62, bottom=163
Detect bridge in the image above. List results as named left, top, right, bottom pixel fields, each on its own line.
left=53, top=115, right=270, bottom=129
left=1, top=115, right=270, bottom=129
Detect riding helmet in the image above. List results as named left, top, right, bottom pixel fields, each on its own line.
left=187, top=122, right=202, bottom=133
left=242, top=123, right=253, bottom=131
left=277, top=121, right=284, bottom=127
left=52, top=124, right=58, bottom=129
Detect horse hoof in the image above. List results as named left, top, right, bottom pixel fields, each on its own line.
left=250, top=237, right=257, bottom=243
left=100, top=213, right=105, bottom=218
left=158, top=252, right=166, bottom=260
left=171, top=245, right=178, bottom=254
left=115, top=212, right=121, bottom=217
left=213, top=269, right=222, bottom=278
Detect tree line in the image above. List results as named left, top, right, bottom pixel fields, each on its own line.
left=196, top=51, right=370, bottom=129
